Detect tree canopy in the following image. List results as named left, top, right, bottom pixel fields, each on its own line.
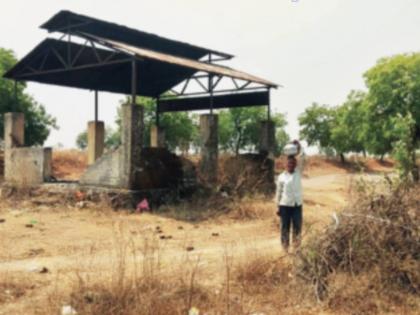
left=299, top=52, right=420, bottom=178
left=218, top=107, right=288, bottom=156
left=0, top=48, right=57, bottom=146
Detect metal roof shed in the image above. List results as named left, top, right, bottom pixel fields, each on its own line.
left=4, top=11, right=279, bottom=115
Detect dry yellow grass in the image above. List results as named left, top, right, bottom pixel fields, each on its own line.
left=52, top=149, right=87, bottom=181
left=1, top=154, right=416, bottom=315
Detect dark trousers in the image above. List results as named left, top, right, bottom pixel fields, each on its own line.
left=278, top=205, right=302, bottom=249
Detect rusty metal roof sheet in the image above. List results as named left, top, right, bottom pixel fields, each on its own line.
left=41, top=10, right=233, bottom=61
left=98, top=36, right=278, bottom=88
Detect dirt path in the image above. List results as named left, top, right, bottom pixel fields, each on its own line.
left=0, top=173, right=353, bottom=274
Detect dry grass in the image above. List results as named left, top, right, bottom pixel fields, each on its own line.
left=52, top=149, right=87, bottom=181
left=297, top=180, right=420, bottom=313
left=36, top=233, right=249, bottom=315
left=157, top=192, right=272, bottom=222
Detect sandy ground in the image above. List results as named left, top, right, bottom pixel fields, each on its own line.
left=0, top=161, right=392, bottom=314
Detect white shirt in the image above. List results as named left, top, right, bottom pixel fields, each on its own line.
left=275, top=151, right=305, bottom=207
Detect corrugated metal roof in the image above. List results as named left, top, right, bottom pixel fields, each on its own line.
left=41, top=10, right=233, bottom=61
left=99, top=37, right=278, bottom=88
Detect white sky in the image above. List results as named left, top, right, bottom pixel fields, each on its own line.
left=1, top=0, right=419, bottom=148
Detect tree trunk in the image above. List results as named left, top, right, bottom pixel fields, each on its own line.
left=380, top=154, right=385, bottom=162
left=339, top=153, right=345, bottom=164
left=412, top=148, right=419, bottom=182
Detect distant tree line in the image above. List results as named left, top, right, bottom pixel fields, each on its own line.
left=299, top=53, right=420, bottom=180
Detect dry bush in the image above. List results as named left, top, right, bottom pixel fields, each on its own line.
left=228, top=196, right=272, bottom=220
left=157, top=192, right=234, bottom=221
left=0, top=280, right=30, bottom=304
left=297, top=180, right=420, bottom=311
left=218, top=154, right=275, bottom=197
left=235, top=255, right=291, bottom=294
left=40, top=234, right=219, bottom=315
left=52, top=149, right=87, bottom=180
left=233, top=254, right=316, bottom=314
left=0, top=273, right=46, bottom=305
left=158, top=192, right=272, bottom=222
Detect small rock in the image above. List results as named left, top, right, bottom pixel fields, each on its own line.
left=211, top=233, right=219, bottom=237
left=0, top=218, right=5, bottom=223
left=186, top=246, right=195, bottom=252
left=177, top=226, right=184, bottom=230
left=28, top=265, right=49, bottom=274
left=166, top=235, right=173, bottom=239
left=75, top=201, right=86, bottom=209
left=160, top=235, right=166, bottom=240
left=25, top=224, right=34, bottom=228
left=61, top=305, right=77, bottom=315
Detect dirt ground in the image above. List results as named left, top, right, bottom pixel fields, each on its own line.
left=0, top=154, right=397, bottom=314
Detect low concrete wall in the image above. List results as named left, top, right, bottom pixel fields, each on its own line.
left=5, top=147, right=52, bottom=186
left=79, top=147, right=126, bottom=188
left=80, top=103, right=143, bottom=190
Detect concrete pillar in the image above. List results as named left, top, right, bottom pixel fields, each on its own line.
left=4, top=112, right=24, bottom=149
left=120, top=103, right=143, bottom=189
left=4, top=112, right=24, bottom=181
left=150, top=125, right=165, bottom=148
left=199, top=114, right=218, bottom=184
left=259, top=120, right=276, bottom=158
left=87, top=121, right=105, bottom=165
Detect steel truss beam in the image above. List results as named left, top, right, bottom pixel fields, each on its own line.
left=13, top=39, right=131, bottom=79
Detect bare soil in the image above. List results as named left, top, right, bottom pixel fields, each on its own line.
left=0, top=153, right=401, bottom=314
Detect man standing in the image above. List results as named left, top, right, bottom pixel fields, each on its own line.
left=275, top=140, right=305, bottom=252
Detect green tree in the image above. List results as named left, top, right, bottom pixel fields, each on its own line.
left=364, top=53, right=420, bottom=179
left=120, top=96, right=196, bottom=152
left=0, top=48, right=57, bottom=146
left=392, top=113, right=417, bottom=180
left=330, top=91, right=367, bottom=160
left=299, top=103, right=335, bottom=154
left=75, top=127, right=121, bottom=150
left=218, top=107, right=288, bottom=156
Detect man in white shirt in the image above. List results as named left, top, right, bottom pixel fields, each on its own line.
left=275, top=140, right=305, bottom=252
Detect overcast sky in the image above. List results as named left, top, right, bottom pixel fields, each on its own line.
left=1, top=0, right=419, bottom=148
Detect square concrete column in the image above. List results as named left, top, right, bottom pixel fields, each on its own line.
left=259, top=120, right=276, bottom=158
left=4, top=112, right=24, bottom=149
left=4, top=112, right=24, bottom=181
left=120, top=103, right=144, bottom=189
left=199, top=114, right=218, bottom=184
left=87, top=121, right=105, bottom=165
left=150, top=125, right=165, bottom=148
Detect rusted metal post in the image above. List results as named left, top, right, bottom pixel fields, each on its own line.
left=131, top=59, right=137, bottom=104
left=13, top=81, right=18, bottom=112
left=156, top=96, right=160, bottom=127
left=208, top=53, right=214, bottom=114
left=267, top=88, right=271, bottom=121
left=94, top=90, right=98, bottom=122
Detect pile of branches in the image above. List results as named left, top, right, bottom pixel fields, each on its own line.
left=298, top=181, right=420, bottom=301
